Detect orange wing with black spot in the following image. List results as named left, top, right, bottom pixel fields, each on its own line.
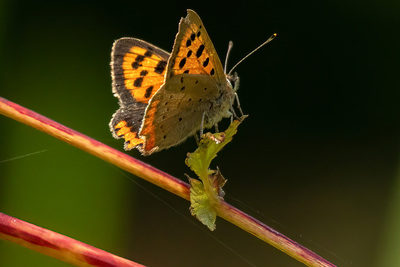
left=109, top=38, right=170, bottom=150
left=168, top=10, right=225, bottom=82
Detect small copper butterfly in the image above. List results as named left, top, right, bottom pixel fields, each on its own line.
left=110, top=9, right=274, bottom=155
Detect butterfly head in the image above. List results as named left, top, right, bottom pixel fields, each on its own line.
left=227, top=72, right=240, bottom=92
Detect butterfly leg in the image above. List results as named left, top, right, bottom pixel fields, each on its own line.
left=230, top=105, right=238, bottom=120
left=199, top=111, right=205, bottom=138
left=234, top=92, right=244, bottom=117
left=194, top=133, right=200, bottom=145
left=214, top=123, right=219, bottom=133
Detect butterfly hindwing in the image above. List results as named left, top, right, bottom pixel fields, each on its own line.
left=109, top=103, right=148, bottom=150
left=139, top=74, right=221, bottom=153
left=110, top=38, right=170, bottom=150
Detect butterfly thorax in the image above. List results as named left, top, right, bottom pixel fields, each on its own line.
left=203, top=76, right=236, bottom=127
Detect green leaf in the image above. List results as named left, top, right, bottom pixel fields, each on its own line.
left=188, top=176, right=217, bottom=231
left=187, top=169, right=227, bottom=231
left=185, top=116, right=246, bottom=230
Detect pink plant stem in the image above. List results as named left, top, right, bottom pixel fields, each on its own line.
left=0, top=97, right=336, bottom=267
left=0, top=212, right=144, bottom=266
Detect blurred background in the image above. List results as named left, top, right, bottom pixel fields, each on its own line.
left=0, top=0, right=399, bottom=266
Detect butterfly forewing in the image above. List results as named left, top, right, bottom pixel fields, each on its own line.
left=168, top=10, right=226, bottom=84
left=111, top=37, right=170, bottom=105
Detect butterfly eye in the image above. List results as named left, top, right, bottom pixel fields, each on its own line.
left=227, top=72, right=239, bottom=91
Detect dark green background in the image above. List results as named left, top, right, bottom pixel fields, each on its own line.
left=1, top=0, right=399, bottom=266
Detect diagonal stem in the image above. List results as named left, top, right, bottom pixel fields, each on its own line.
left=0, top=96, right=336, bottom=267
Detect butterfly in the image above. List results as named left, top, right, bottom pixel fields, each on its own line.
left=110, top=9, right=274, bottom=155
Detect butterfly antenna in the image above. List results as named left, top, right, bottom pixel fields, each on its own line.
left=224, top=41, right=234, bottom=74
left=228, top=33, right=277, bottom=75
